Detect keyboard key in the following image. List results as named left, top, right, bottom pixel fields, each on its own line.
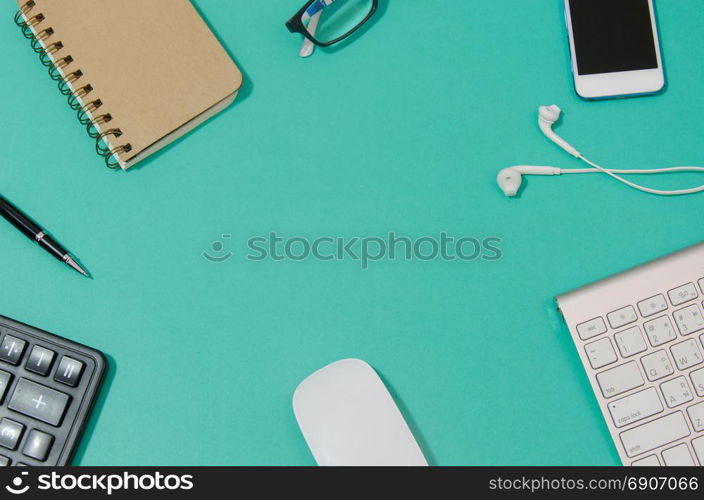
left=25, top=345, right=55, bottom=376
left=643, top=315, right=677, bottom=347
left=0, top=336, right=26, bottom=365
left=8, top=378, right=69, bottom=427
left=620, top=412, right=690, bottom=458
left=22, top=429, right=53, bottom=462
left=662, top=443, right=695, bottom=466
left=673, top=304, right=704, bottom=335
left=0, top=371, right=12, bottom=403
left=692, top=367, right=704, bottom=397
left=661, top=376, right=694, bottom=408
left=614, top=326, right=647, bottom=358
left=0, top=419, right=24, bottom=450
left=641, top=350, right=674, bottom=381
left=607, top=387, right=663, bottom=428
left=607, top=306, right=637, bottom=329
left=699, top=278, right=704, bottom=294
left=670, top=339, right=703, bottom=370
left=585, top=337, right=618, bottom=369
left=597, top=361, right=644, bottom=398
left=631, top=455, right=660, bottom=466
left=638, top=294, right=668, bottom=318
left=54, top=356, right=84, bottom=387
left=669, top=283, right=698, bottom=306
left=693, top=436, right=704, bottom=466
left=0, top=456, right=8, bottom=466
left=688, top=401, right=704, bottom=431
left=577, top=317, right=607, bottom=340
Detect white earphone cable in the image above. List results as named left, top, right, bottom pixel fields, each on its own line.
left=572, top=156, right=704, bottom=196
left=523, top=105, right=704, bottom=197
left=560, top=166, right=704, bottom=175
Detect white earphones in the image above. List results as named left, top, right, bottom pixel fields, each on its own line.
left=538, top=105, right=580, bottom=158
left=498, top=105, right=704, bottom=197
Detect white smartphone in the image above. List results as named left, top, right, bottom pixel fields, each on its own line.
left=565, top=0, right=665, bottom=100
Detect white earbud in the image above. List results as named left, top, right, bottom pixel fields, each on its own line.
left=496, top=166, right=560, bottom=197
left=497, top=105, right=704, bottom=197
left=538, top=105, right=580, bottom=158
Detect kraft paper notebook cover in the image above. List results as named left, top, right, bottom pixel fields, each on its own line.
left=15, top=0, right=243, bottom=170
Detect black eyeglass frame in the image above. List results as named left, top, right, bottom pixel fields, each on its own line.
left=286, top=0, right=379, bottom=47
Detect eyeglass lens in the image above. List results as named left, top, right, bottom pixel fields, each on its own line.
left=301, top=0, right=374, bottom=44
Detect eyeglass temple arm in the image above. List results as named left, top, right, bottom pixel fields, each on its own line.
left=300, top=10, right=321, bottom=57
left=303, top=0, right=333, bottom=20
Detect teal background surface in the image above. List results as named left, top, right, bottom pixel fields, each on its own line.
left=1, top=0, right=703, bottom=465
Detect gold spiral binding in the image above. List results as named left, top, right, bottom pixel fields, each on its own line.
left=87, top=114, right=113, bottom=139
left=67, top=84, right=93, bottom=111
left=38, top=41, right=62, bottom=66
left=57, top=69, right=82, bottom=95
left=95, top=129, right=124, bottom=156
left=77, top=99, right=102, bottom=125
left=48, top=55, right=73, bottom=81
left=30, top=27, right=52, bottom=52
left=14, top=0, right=131, bottom=170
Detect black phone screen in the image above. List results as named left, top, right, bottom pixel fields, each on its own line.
left=568, top=0, right=659, bottom=75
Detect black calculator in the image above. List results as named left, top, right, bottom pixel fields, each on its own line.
left=0, top=315, right=106, bottom=466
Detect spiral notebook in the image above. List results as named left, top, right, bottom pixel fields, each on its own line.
left=14, top=0, right=243, bottom=170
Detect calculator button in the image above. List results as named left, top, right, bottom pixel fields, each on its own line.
left=585, top=337, right=617, bottom=369
left=614, top=326, right=647, bottom=358
left=0, top=456, right=8, bottom=466
left=641, top=350, right=674, bottom=381
left=22, top=429, right=54, bottom=462
left=607, top=306, right=637, bottom=329
left=670, top=339, right=703, bottom=371
left=54, top=356, right=84, bottom=387
left=577, top=317, right=607, bottom=340
left=637, top=294, right=668, bottom=318
left=25, top=345, right=55, bottom=376
left=673, top=304, right=704, bottom=335
left=0, top=418, right=24, bottom=450
left=668, top=283, right=698, bottom=306
left=0, top=336, right=26, bottom=365
left=0, top=371, right=12, bottom=403
left=660, top=376, right=693, bottom=408
left=8, top=378, right=70, bottom=427
left=643, top=316, right=677, bottom=347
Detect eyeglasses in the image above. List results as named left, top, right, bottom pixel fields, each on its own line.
left=286, top=0, right=379, bottom=57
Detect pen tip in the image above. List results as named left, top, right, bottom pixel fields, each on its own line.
left=66, top=257, right=91, bottom=278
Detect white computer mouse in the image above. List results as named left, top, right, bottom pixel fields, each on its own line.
left=292, top=358, right=428, bottom=466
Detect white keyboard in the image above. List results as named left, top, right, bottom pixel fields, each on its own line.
left=557, top=242, right=704, bottom=466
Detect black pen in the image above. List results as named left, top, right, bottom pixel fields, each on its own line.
left=0, top=195, right=90, bottom=277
